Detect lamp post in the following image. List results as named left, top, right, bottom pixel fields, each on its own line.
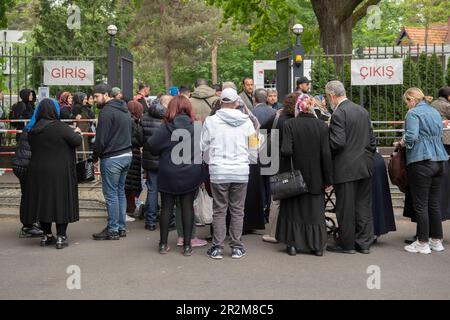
left=292, top=23, right=305, bottom=90
left=107, top=25, right=118, bottom=87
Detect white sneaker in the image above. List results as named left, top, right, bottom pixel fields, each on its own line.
left=126, top=215, right=136, bottom=222
left=429, top=239, right=445, bottom=252
left=404, top=240, right=431, bottom=254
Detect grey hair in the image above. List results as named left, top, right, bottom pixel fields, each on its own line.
left=267, top=89, right=277, bottom=95
left=222, top=81, right=237, bottom=90
left=325, top=80, right=346, bottom=97
left=254, top=88, right=268, bottom=104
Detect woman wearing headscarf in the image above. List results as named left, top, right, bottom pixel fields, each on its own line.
left=276, top=94, right=333, bottom=256
left=72, top=92, right=94, bottom=160
left=313, top=95, right=331, bottom=122
left=262, top=92, right=299, bottom=244
left=9, top=89, right=35, bottom=140
left=124, top=100, right=144, bottom=221
left=22, top=98, right=82, bottom=249
left=59, top=91, right=73, bottom=119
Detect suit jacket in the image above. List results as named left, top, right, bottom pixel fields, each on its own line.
left=239, top=91, right=254, bottom=110
left=329, top=99, right=376, bottom=184
left=281, top=113, right=333, bottom=194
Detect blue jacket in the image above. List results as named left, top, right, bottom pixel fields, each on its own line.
left=404, top=101, right=449, bottom=165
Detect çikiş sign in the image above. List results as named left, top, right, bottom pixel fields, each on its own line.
left=43, top=60, right=94, bottom=86
left=351, top=59, right=403, bottom=86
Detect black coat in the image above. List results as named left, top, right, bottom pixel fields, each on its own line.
left=329, top=100, right=376, bottom=184
left=147, top=113, right=202, bottom=195
left=12, top=131, right=31, bottom=169
left=23, top=120, right=82, bottom=224
left=142, top=103, right=166, bottom=171
left=274, top=112, right=295, bottom=173
left=93, top=99, right=132, bottom=161
left=125, top=119, right=144, bottom=192
left=10, top=89, right=34, bottom=130
left=281, top=113, right=333, bottom=194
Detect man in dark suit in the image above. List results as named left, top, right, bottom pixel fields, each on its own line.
left=326, top=80, right=376, bottom=254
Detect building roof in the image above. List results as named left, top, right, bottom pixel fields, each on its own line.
left=396, top=25, right=449, bottom=46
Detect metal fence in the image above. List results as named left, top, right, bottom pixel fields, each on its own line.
left=305, top=44, right=450, bottom=145
left=0, top=46, right=107, bottom=111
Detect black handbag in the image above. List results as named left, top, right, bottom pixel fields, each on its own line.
left=269, top=157, right=309, bottom=201
left=76, top=137, right=95, bottom=183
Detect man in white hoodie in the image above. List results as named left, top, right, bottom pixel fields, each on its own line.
left=201, top=88, right=256, bottom=259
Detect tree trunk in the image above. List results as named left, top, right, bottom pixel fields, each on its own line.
left=311, top=0, right=354, bottom=63
left=211, top=41, right=218, bottom=85
left=163, top=47, right=172, bottom=91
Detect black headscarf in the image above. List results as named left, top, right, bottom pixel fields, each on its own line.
left=73, top=92, right=86, bottom=106
left=29, top=98, right=61, bottom=134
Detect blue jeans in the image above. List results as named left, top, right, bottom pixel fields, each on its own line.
left=101, top=156, right=132, bottom=232
left=145, top=170, right=159, bottom=226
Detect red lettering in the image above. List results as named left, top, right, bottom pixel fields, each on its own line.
left=78, top=68, right=86, bottom=80
left=360, top=67, right=369, bottom=80
left=51, top=68, right=60, bottom=78
left=66, top=68, right=74, bottom=78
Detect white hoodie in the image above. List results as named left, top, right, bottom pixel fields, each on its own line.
left=201, top=108, right=256, bottom=184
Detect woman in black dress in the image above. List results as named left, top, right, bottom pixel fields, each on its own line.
left=372, top=151, right=396, bottom=239
left=276, top=94, right=333, bottom=256
left=22, top=98, right=82, bottom=249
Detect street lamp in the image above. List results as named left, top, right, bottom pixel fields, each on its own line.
left=107, top=25, right=118, bottom=87
left=107, top=24, right=118, bottom=46
left=292, top=24, right=304, bottom=45
left=291, top=23, right=305, bottom=89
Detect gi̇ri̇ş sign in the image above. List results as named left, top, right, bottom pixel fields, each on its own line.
left=351, top=59, right=403, bottom=86
left=43, top=60, right=94, bottom=86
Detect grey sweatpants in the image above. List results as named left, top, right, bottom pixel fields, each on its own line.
left=211, top=183, right=248, bottom=249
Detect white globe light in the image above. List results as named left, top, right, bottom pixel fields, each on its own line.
left=107, top=25, right=118, bottom=36
left=292, top=24, right=304, bottom=35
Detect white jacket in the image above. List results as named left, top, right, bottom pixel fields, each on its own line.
left=201, top=108, right=256, bottom=184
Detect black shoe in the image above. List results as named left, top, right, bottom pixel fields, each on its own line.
left=356, top=248, right=370, bottom=254
left=183, top=245, right=193, bottom=256
left=40, top=235, right=56, bottom=247
left=145, top=224, right=156, bottom=231
left=287, top=246, right=296, bottom=256
left=159, top=243, right=171, bottom=254
left=314, top=250, right=324, bottom=257
left=55, top=236, right=69, bottom=249
left=326, top=243, right=356, bottom=254
left=119, top=230, right=127, bottom=238
left=404, top=235, right=417, bottom=244
left=207, top=246, right=224, bottom=260
left=92, top=228, right=120, bottom=240
left=20, top=225, right=43, bottom=238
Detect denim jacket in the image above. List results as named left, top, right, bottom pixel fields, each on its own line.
left=404, top=101, right=449, bottom=165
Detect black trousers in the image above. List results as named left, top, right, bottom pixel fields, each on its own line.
left=160, top=191, right=196, bottom=246
left=40, top=222, right=68, bottom=237
left=334, top=178, right=374, bottom=250
left=407, top=160, right=444, bottom=242
left=13, top=166, right=31, bottom=227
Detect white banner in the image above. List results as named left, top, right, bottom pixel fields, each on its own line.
left=43, top=60, right=94, bottom=86
left=351, top=59, right=403, bottom=86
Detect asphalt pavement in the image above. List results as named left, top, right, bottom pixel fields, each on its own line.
left=0, top=215, right=449, bottom=300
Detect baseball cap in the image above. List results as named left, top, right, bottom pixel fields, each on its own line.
left=220, top=88, right=239, bottom=103
left=296, top=76, right=311, bottom=86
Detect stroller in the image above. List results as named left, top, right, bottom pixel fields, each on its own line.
left=325, top=187, right=339, bottom=241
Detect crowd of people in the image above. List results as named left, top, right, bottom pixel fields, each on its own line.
left=4, top=76, right=450, bottom=258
